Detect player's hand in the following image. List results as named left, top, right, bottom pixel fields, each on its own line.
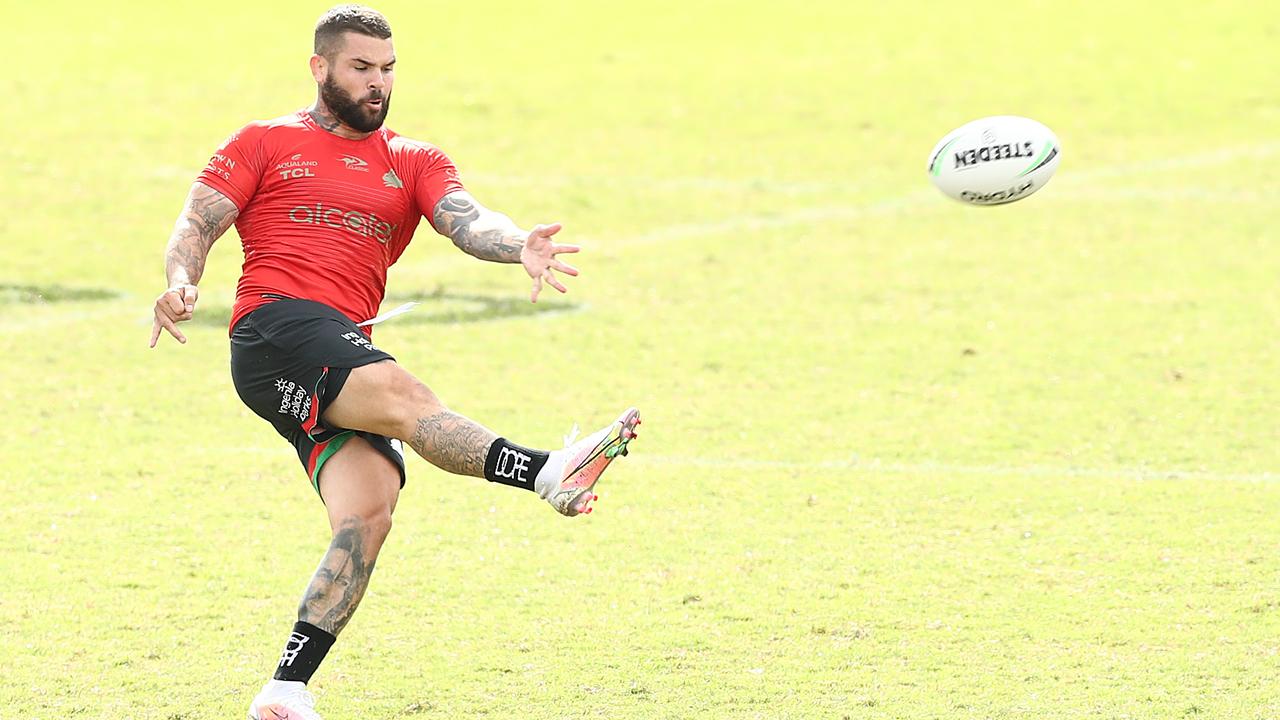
left=520, top=223, right=580, bottom=303
left=149, top=284, right=199, bottom=347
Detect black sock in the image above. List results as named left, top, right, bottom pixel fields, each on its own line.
left=272, top=621, right=336, bottom=684
left=483, top=438, right=549, bottom=492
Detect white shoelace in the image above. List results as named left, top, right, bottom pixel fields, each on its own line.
left=562, top=423, right=580, bottom=448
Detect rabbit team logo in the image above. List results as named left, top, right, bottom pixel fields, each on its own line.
left=339, top=155, right=369, bottom=171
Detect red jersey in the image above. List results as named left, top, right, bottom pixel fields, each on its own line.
left=196, top=110, right=465, bottom=332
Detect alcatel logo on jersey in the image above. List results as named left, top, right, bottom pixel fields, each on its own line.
left=339, top=155, right=369, bottom=171
left=288, top=203, right=398, bottom=244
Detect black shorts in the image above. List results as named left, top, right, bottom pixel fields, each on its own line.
left=230, top=298, right=406, bottom=495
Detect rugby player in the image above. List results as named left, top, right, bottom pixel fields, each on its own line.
left=148, top=6, right=640, bottom=719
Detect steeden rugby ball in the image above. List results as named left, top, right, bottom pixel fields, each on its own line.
left=927, top=116, right=1061, bottom=205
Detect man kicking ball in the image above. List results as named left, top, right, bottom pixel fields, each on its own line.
left=148, top=5, right=640, bottom=718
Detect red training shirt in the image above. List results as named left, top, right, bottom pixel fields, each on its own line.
left=196, top=110, right=465, bottom=333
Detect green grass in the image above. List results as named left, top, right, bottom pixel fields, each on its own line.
left=4, top=0, right=1280, bottom=717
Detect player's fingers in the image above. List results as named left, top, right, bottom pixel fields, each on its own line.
left=551, top=259, right=579, bottom=276
left=157, top=312, right=187, bottom=344
left=181, top=285, right=199, bottom=313
left=156, top=300, right=187, bottom=323
left=551, top=243, right=580, bottom=255
left=149, top=317, right=163, bottom=348
left=530, top=274, right=543, bottom=303
left=533, top=222, right=562, bottom=238
left=543, top=268, right=568, bottom=294
left=164, top=290, right=185, bottom=315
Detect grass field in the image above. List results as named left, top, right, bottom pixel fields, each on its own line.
left=4, top=1, right=1280, bottom=718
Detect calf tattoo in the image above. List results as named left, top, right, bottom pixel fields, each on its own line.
left=300, top=517, right=373, bottom=635
left=407, top=409, right=497, bottom=477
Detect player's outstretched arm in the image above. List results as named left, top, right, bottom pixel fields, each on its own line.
left=149, top=182, right=239, bottom=347
left=431, top=190, right=580, bottom=302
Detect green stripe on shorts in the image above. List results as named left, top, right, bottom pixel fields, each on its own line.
left=310, top=431, right=355, bottom=496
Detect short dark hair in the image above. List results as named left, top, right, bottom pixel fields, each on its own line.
left=314, top=4, right=392, bottom=58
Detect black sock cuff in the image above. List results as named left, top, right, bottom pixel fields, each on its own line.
left=272, top=621, right=337, bottom=684
left=483, top=438, right=548, bottom=492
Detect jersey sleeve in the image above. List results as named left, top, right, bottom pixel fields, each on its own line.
left=195, top=123, right=269, bottom=210
left=412, top=145, right=466, bottom=222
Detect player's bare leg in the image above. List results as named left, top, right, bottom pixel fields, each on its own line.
left=323, top=359, right=639, bottom=515
left=248, top=437, right=401, bottom=720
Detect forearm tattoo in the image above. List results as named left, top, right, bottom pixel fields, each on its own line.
left=300, top=517, right=374, bottom=635
left=165, top=184, right=238, bottom=285
left=407, top=409, right=498, bottom=477
left=432, top=194, right=524, bottom=263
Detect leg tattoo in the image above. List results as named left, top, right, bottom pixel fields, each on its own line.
left=406, top=410, right=497, bottom=477
left=300, top=517, right=374, bottom=635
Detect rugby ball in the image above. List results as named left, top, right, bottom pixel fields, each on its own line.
left=927, top=116, right=1061, bottom=205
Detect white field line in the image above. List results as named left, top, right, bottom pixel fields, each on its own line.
left=1054, top=141, right=1280, bottom=183
left=599, top=140, right=1280, bottom=249
left=1045, top=187, right=1278, bottom=203
left=390, top=139, right=1280, bottom=278
left=635, top=454, right=1280, bottom=483
left=0, top=305, right=128, bottom=333
left=465, top=172, right=870, bottom=196
left=614, top=190, right=935, bottom=248
left=468, top=141, right=1280, bottom=195
left=13, top=142, right=1278, bottom=331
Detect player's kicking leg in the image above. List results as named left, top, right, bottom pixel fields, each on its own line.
left=322, top=359, right=640, bottom=516
left=247, top=436, right=400, bottom=720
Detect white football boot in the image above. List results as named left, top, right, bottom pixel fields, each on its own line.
left=539, top=407, right=641, bottom=516
left=247, top=680, right=322, bottom=720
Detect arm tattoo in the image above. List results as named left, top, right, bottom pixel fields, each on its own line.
left=407, top=409, right=498, bottom=477
left=300, top=517, right=374, bottom=635
left=164, top=183, right=238, bottom=286
left=432, top=193, right=525, bottom=263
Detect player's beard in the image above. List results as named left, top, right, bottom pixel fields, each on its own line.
left=321, top=73, right=391, bottom=133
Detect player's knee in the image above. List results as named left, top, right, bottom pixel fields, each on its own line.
left=383, top=375, right=444, bottom=438
left=332, top=508, right=393, bottom=547
left=364, top=505, right=393, bottom=543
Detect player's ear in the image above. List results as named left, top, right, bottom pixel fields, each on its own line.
left=309, top=54, right=327, bottom=84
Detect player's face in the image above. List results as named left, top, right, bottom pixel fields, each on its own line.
left=318, top=32, right=395, bottom=133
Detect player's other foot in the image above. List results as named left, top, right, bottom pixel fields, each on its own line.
left=247, top=680, right=321, bottom=720
left=543, top=407, right=640, bottom=516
